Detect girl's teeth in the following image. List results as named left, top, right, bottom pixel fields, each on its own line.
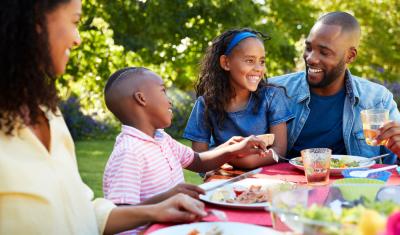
left=247, top=76, right=259, bottom=81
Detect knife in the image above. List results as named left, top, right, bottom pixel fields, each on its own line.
left=358, top=153, right=390, bottom=164
left=203, top=167, right=262, bottom=192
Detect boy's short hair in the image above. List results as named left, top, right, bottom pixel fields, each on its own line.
left=104, top=66, right=149, bottom=122
left=104, top=67, right=149, bottom=93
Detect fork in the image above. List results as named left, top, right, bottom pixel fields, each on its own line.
left=207, top=209, right=228, bottom=221
left=268, top=148, right=292, bottom=162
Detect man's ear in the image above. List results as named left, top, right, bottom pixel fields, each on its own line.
left=133, top=91, right=146, bottom=106
left=346, top=47, right=357, bottom=64
left=219, top=55, right=230, bottom=71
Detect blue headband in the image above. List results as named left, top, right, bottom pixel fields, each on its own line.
left=224, top=32, right=257, bottom=55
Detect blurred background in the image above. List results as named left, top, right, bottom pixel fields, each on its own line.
left=59, top=0, right=400, bottom=140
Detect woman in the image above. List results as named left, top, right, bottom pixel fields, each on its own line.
left=0, top=1, right=206, bottom=234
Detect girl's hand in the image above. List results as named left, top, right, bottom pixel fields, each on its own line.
left=229, top=135, right=267, bottom=157
left=154, top=193, right=207, bottom=223
left=164, top=183, right=205, bottom=199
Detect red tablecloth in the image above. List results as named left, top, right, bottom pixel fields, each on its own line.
left=144, top=162, right=400, bottom=234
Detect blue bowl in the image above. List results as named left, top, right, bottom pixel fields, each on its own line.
left=341, top=168, right=392, bottom=182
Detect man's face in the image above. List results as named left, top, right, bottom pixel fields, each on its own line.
left=303, top=22, right=350, bottom=88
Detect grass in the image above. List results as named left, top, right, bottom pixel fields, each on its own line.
left=75, top=138, right=203, bottom=198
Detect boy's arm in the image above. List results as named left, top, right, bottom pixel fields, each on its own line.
left=191, top=141, right=209, bottom=152
left=228, top=123, right=287, bottom=169
left=185, top=136, right=267, bottom=172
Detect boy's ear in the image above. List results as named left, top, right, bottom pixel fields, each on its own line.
left=133, top=91, right=146, bottom=106
left=219, top=55, right=230, bottom=71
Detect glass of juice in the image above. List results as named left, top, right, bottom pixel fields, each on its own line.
left=301, top=148, right=331, bottom=186
left=360, top=109, right=389, bottom=146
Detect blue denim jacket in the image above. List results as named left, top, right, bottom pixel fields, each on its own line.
left=269, top=70, right=400, bottom=164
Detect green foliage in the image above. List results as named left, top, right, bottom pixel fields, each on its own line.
left=165, top=87, right=195, bottom=138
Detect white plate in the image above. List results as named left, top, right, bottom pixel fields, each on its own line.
left=289, top=154, right=375, bottom=175
left=149, top=222, right=283, bottom=235
left=199, top=178, right=284, bottom=210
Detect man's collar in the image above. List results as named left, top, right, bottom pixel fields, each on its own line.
left=344, top=70, right=359, bottom=105
left=121, top=125, right=164, bottom=142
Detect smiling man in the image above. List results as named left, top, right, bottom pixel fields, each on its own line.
left=269, top=11, right=400, bottom=163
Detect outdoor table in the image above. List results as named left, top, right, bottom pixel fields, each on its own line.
left=144, top=162, right=400, bottom=234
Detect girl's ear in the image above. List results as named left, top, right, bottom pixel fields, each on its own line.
left=219, top=55, right=230, bottom=71
left=133, top=91, right=146, bottom=106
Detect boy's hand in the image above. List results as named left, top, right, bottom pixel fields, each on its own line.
left=229, top=135, right=267, bottom=158
left=154, top=193, right=207, bottom=222
left=218, top=136, right=245, bottom=148
left=165, top=183, right=205, bottom=199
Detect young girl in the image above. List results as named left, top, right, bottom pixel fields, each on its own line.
left=183, top=28, right=294, bottom=169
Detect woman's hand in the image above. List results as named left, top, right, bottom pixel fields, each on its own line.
left=153, top=193, right=207, bottom=223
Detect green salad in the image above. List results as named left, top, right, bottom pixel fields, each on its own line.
left=291, top=199, right=399, bottom=235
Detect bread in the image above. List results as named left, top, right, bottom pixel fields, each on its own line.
left=256, top=134, right=275, bottom=146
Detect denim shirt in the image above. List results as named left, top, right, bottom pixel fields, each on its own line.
left=269, top=70, right=400, bottom=164
left=183, top=86, right=294, bottom=147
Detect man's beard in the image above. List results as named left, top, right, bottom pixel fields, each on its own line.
left=306, top=58, right=346, bottom=88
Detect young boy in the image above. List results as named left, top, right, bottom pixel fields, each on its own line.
left=103, top=67, right=267, bottom=209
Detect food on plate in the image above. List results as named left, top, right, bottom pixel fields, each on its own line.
left=187, top=226, right=223, bottom=235
left=210, top=185, right=268, bottom=204
left=293, top=156, right=360, bottom=168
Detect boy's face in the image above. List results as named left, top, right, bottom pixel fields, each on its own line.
left=142, top=71, right=173, bottom=129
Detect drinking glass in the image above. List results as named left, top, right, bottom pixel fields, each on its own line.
left=301, top=148, right=331, bottom=186
left=360, top=109, right=389, bottom=146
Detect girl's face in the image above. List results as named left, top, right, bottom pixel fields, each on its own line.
left=46, top=0, right=82, bottom=76
left=220, top=37, right=266, bottom=93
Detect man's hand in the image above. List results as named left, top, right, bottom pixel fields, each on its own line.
left=377, top=121, right=400, bottom=157
left=153, top=193, right=207, bottom=222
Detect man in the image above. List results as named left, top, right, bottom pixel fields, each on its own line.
left=269, top=11, right=400, bottom=163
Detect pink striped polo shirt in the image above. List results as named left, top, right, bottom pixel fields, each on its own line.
left=103, top=125, right=195, bottom=205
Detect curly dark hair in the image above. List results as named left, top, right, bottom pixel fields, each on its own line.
left=196, top=28, right=279, bottom=128
left=0, top=0, right=70, bottom=135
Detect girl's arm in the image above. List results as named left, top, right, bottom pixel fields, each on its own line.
left=269, top=122, right=288, bottom=157
left=104, top=194, right=206, bottom=235
left=227, top=122, right=288, bottom=169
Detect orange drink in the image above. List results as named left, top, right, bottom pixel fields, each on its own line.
left=360, top=109, right=389, bottom=146
left=301, top=148, right=331, bottom=186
